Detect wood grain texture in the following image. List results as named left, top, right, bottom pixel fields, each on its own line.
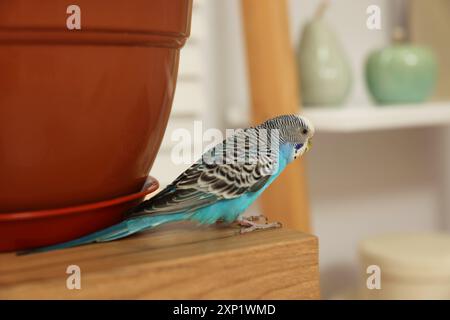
left=0, top=223, right=320, bottom=299
left=240, top=0, right=311, bottom=232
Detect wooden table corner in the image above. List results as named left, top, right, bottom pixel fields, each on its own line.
left=0, top=222, right=320, bottom=299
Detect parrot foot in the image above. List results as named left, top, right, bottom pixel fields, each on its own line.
left=243, top=213, right=268, bottom=223
left=238, top=219, right=282, bottom=234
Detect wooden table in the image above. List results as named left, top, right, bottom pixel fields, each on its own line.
left=0, top=223, right=320, bottom=299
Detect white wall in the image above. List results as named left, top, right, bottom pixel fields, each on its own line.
left=308, top=128, right=445, bottom=296
left=212, top=0, right=448, bottom=298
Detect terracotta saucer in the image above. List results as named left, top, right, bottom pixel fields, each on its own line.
left=0, top=176, right=159, bottom=252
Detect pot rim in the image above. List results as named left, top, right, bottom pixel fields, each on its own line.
left=0, top=29, right=188, bottom=48
left=0, top=176, right=159, bottom=221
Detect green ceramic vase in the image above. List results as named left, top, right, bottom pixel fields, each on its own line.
left=365, top=45, right=437, bottom=105
left=297, top=18, right=352, bottom=106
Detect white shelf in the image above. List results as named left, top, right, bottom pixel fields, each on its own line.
left=302, top=102, right=450, bottom=133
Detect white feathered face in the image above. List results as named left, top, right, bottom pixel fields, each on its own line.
left=258, top=114, right=314, bottom=161
left=291, top=116, right=314, bottom=160
left=293, top=140, right=310, bottom=160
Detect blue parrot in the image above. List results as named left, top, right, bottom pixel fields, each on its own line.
left=27, top=114, right=314, bottom=253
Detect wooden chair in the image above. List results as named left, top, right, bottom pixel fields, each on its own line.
left=241, top=0, right=311, bottom=232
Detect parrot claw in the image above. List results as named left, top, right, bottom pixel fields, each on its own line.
left=238, top=219, right=282, bottom=234
left=243, top=214, right=268, bottom=223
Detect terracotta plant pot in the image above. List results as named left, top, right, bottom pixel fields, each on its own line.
left=0, top=177, right=159, bottom=252
left=0, top=0, right=192, bottom=212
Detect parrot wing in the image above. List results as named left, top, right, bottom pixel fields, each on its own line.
left=128, top=129, right=277, bottom=217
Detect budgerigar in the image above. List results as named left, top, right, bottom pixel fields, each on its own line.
left=28, top=114, right=314, bottom=253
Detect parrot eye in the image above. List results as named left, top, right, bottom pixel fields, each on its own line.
left=302, top=129, right=308, bottom=135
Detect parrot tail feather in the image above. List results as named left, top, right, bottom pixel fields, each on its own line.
left=20, top=212, right=187, bottom=255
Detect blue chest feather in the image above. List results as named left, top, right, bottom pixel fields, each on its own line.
left=189, top=145, right=292, bottom=224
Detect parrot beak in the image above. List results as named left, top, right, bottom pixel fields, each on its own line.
left=305, top=139, right=312, bottom=152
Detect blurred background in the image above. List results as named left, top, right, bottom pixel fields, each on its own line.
left=151, top=0, right=450, bottom=299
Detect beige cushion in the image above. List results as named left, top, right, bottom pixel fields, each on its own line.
left=359, top=233, right=450, bottom=299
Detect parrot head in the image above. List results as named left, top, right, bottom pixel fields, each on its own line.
left=259, top=114, right=315, bottom=161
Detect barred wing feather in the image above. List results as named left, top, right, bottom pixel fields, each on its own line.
left=128, top=129, right=278, bottom=217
